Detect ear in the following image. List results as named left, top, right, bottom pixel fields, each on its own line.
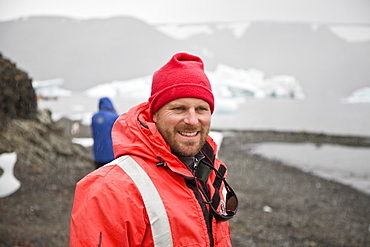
left=152, top=112, right=158, bottom=123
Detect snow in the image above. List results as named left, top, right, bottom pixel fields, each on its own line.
left=329, top=25, right=370, bottom=43
left=0, top=152, right=20, bottom=198
left=156, top=23, right=370, bottom=43
left=343, top=87, right=370, bottom=103
left=155, top=22, right=250, bottom=40
left=156, top=24, right=213, bottom=40
left=72, top=138, right=94, bottom=147
left=216, top=22, right=250, bottom=38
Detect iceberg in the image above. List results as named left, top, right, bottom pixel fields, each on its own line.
left=208, top=64, right=305, bottom=100
left=84, top=76, right=152, bottom=100
left=343, top=87, right=370, bottom=103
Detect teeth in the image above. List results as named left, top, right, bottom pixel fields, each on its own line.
left=180, top=131, right=197, bottom=137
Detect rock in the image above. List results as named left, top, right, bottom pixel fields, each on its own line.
left=0, top=54, right=37, bottom=127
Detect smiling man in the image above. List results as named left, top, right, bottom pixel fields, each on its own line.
left=153, top=97, right=211, bottom=157
left=70, top=53, right=238, bottom=247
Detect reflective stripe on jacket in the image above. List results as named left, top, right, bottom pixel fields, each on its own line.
left=70, top=102, right=232, bottom=246
left=115, top=155, right=173, bottom=246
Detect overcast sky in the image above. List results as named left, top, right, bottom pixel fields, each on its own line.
left=1, top=0, right=370, bottom=25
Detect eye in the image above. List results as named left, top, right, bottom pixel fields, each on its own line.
left=197, top=106, right=210, bottom=112
left=172, top=106, right=185, bottom=111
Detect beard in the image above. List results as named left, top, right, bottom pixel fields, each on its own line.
left=156, top=123, right=210, bottom=157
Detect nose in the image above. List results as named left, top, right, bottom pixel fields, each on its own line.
left=183, top=109, right=198, bottom=126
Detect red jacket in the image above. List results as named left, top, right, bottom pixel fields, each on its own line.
left=70, top=102, right=232, bottom=246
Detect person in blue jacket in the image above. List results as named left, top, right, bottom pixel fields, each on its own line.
left=91, top=97, right=119, bottom=169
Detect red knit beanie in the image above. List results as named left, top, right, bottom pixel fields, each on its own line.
left=149, top=53, right=214, bottom=117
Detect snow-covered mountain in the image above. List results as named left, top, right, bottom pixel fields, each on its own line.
left=1, top=16, right=369, bottom=98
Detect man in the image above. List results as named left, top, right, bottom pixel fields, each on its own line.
left=70, top=53, right=238, bottom=246
left=91, top=97, right=119, bottom=169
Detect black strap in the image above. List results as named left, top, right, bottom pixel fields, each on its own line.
left=211, top=164, right=226, bottom=209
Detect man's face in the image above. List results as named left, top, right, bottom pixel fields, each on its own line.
left=153, top=98, right=212, bottom=157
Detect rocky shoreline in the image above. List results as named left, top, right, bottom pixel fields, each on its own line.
left=0, top=116, right=369, bottom=246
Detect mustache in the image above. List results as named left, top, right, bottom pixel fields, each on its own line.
left=176, top=125, right=202, bottom=132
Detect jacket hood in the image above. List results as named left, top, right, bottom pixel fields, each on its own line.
left=99, top=97, right=115, bottom=111
left=111, top=102, right=218, bottom=176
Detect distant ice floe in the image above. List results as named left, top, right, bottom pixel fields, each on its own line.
left=33, top=78, right=72, bottom=99
left=342, top=87, right=370, bottom=104
left=83, top=64, right=305, bottom=114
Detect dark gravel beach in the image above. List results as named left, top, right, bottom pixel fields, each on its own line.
left=219, top=130, right=370, bottom=247
left=1, top=116, right=370, bottom=246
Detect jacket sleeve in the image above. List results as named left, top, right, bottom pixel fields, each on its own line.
left=69, top=165, right=153, bottom=246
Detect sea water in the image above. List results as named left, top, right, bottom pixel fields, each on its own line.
left=249, top=143, right=370, bottom=195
